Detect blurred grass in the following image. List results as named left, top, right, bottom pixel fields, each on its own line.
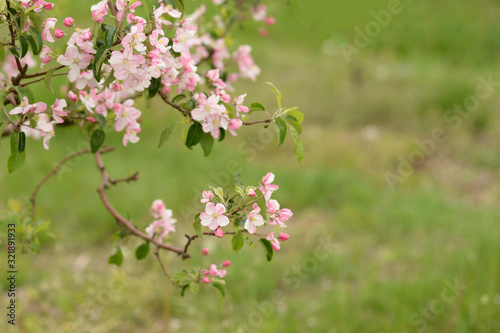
left=1, top=0, right=500, bottom=332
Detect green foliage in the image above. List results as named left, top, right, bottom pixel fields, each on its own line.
left=90, top=129, right=105, bottom=153
left=7, top=132, right=25, bottom=173
left=259, top=238, right=273, bottom=262
left=135, top=242, right=150, bottom=260
left=108, top=246, right=123, bottom=267
left=231, top=230, right=244, bottom=251
left=158, top=123, right=176, bottom=151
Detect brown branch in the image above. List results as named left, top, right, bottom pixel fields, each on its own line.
left=154, top=246, right=175, bottom=286
left=21, top=72, right=69, bottom=87
left=243, top=119, right=272, bottom=126
left=158, top=90, right=191, bottom=115
left=108, top=171, right=139, bottom=185
left=182, top=231, right=237, bottom=254
left=21, top=65, right=65, bottom=79
left=30, top=147, right=115, bottom=217
left=94, top=150, right=190, bottom=258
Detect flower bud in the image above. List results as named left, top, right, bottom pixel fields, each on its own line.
left=265, top=17, right=276, bottom=25
left=54, top=29, right=64, bottom=39
left=202, top=277, right=211, bottom=284
left=112, top=83, right=122, bottom=92
left=87, top=116, right=96, bottom=123
left=68, top=91, right=78, bottom=102
left=44, top=2, right=54, bottom=10
left=222, top=261, right=231, bottom=267
left=247, top=189, right=256, bottom=197
left=63, top=17, right=74, bottom=27
left=278, top=233, right=290, bottom=241
left=202, top=248, right=209, bottom=256
left=215, top=228, right=223, bottom=238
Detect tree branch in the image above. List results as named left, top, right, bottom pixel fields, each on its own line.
left=94, top=150, right=190, bottom=258
left=30, top=147, right=115, bottom=217
left=243, top=119, right=272, bottom=126
left=20, top=65, right=65, bottom=79
left=154, top=246, right=175, bottom=286
left=158, top=90, right=191, bottom=115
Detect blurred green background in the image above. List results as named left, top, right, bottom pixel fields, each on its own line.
left=1, top=0, right=500, bottom=332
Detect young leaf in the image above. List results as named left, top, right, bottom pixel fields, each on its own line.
left=108, top=246, right=123, bottom=267
left=172, top=94, right=186, bottom=104
left=90, top=129, right=105, bottom=153
left=25, top=35, right=39, bottom=56
left=93, top=46, right=107, bottom=81
left=200, top=132, right=214, bottom=157
left=231, top=230, right=245, bottom=251
left=218, top=128, right=225, bottom=142
left=158, top=123, right=176, bottom=151
left=19, top=35, right=28, bottom=58
left=96, top=114, right=106, bottom=129
left=259, top=238, right=274, bottom=262
left=44, top=67, right=56, bottom=93
left=148, top=77, right=162, bottom=98
left=212, top=283, right=225, bottom=303
left=266, top=82, right=282, bottom=108
left=285, top=108, right=304, bottom=124
left=7, top=132, right=26, bottom=174
left=135, top=242, right=150, bottom=260
left=181, top=284, right=189, bottom=296
left=189, top=282, right=199, bottom=295
left=185, top=122, right=203, bottom=149
left=104, top=25, right=117, bottom=48
left=250, top=102, right=265, bottom=111
left=9, top=47, right=20, bottom=58
left=289, top=126, right=304, bottom=163
left=18, top=131, right=26, bottom=153
left=274, top=117, right=287, bottom=146
left=285, top=115, right=303, bottom=134
left=14, top=86, right=34, bottom=103
left=30, top=28, right=43, bottom=55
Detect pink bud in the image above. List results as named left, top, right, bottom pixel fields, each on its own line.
left=259, top=28, right=268, bottom=37
left=248, top=189, right=256, bottom=197
left=203, top=271, right=209, bottom=276
left=278, top=233, right=290, bottom=241
left=202, top=248, right=209, bottom=256
left=202, top=277, right=211, bottom=284
left=44, top=2, right=54, bottom=10
left=265, top=17, right=276, bottom=25
left=63, top=17, right=74, bottom=27
left=112, top=83, right=122, bottom=91
left=87, top=116, right=96, bottom=123
left=54, top=29, right=64, bottom=39
left=215, top=228, right=223, bottom=238
left=81, top=31, right=92, bottom=41
left=68, top=91, right=78, bottom=102
left=222, top=261, right=231, bottom=267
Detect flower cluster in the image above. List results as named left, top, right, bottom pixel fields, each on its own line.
left=145, top=199, right=177, bottom=242
left=198, top=172, right=292, bottom=251
left=200, top=248, right=230, bottom=284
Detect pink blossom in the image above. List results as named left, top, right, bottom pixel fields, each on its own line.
left=91, top=0, right=109, bottom=23
left=202, top=248, right=209, bottom=256
left=112, top=83, right=122, bottom=92
left=40, top=46, right=52, bottom=68
left=172, top=27, right=197, bottom=57
left=200, top=202, right=230, bottom=231
left=266, top=17, right=276, bottom=25
left=267, top=199, right=289, bottom=228
left=63, top=17, right=74, bottom=27
left=42, top=18, right=57, bottom=42
left=259, top=29, right=268, bottom=37
left=202, top=113, right=230, bottom=139
left=200, top=190, right=214, bottom=204
left=56, top=45, right=94, bottom=82
left=212, top=38, right=229, bottom=71
left=145, top=204, right=177, bottom=241
left=122, top=122, right=141, bottom=146
left=10, top=98, right=47, bottom=115
left=191, top=93, right=226, bottom=122
left=75, top=70, right=99, bottom=90
left=68, top=91, right=78, bottom=102
left=228, top=118, right=242, bottom=136
left=87, top=116, right=96, bottom=123
left=51, top=99, right=68, bottom=123
left=251, top=4, right=267, bottom=22
left=259, top=172, right=279, bottom=200
left=36, top=114, right=55, bottom=150
left=149, top=29, right=170, bottom=53
left=202, top=277, right=211, bottom=284
left=278, top=209, right=293, bottom=223
left=222, top=261, right=231, bottom=267
left=267, top=232, right=281, bottom=251
left=113, top=100, right=141, bottom=132
left=54, top=29, right=64, bottom=39
left=233, top=45, right=261, bottom=81
left=205, top=264, right=226, bottom=278
left=109, top=49, right=145, bottom=81
left=215, top=228, right=223, bottom=238
left=248, top=189, right=256, bottom=197
left=121, top=23, right=147, bottom=52
left=150, top=199, right=166, bottom=219
left=212, top=0, right=225, bottom=4
left=235, top=94, right=249, bottom=116
left=278, top=233, right=290, bottom=241
left=244, top=203, right=264, bottom=234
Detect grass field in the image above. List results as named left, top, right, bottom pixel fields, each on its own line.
left=1, top=0, right=500, bottom=332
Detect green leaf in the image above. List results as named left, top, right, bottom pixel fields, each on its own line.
left=285, top=115, right=303, bottom=134
left=18, top=131, right=26, bottom=153
left=104, top=25, right=117, bottom=48
left=148, top=76, right=162, bottom=98
left=171, top=271, right=188, bottom=282
left=93, top=46, right=107, bottom=81
left=235, top=186, right=245, bottom=197
left=185, top=122, right=203, bottom=149
left=7, top=132, right=26, bottom=174
left=289, top=126, right=304, bottom=163
left=285, top=108, right=304, bottom=123
left=218, top=128, right=225, bottom=142
left=189, top=282, right=199, bottom=295
left=90, top=129, right=105, bottom=153
left=181, top=284, right=189, bottom=296
left=9, top=47, right=20, bottom=58
left=30, top=28, right=43, bottom=55
left=0, top=47, right=6, bottom=62
left=158, top=123, right=176, bottom=151
left=259, top=238, right=274, bottom=262
left=101, top=69, right=116, bottom=89
left=172, top=0, right=184, bottom=12
left=108, top=246, right=123, bottom=267
left=211, top=283, right=225, bottom=303
left=25, top=35, right=39, bottom=55
left=266, top=82, right=282, bottom=108
left=199, top=132, right=214, bottom=157
left=193, top=213, right=204, bottom=239
left=274, top=117, right=287, bottom=146
left=172, top=94, right=186, bottom=104
left=188, top=98, right=195, bottom=110
left=96, top=114, right=106, bottom=129
left=19, top=35, right=28, bottom=58
left=250, top=102, right=265, bottom=111
left=44, top=67, right=56, bottom=93
left=28, top=11, right=42, bottom=27
left=14, top=86, right=34, bottom=103
left=231, top=230, right=244, bottom=251
left=135, top=242, right=150, bottom=260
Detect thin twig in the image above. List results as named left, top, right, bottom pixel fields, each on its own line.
left=108, top=171, right=139, bottom=185
left=21, top=72, right=69, bottom=87
left=158, top=90, right=191, bottom=115
left=30, top=147, right=114, bottom=216
left=154, top=246, right=175, bottom=286
left=94, top=150, right=190, bottom=258
left=20, top=65, right=65, bottom=79
left=243, top=119, right=272, bottom=126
